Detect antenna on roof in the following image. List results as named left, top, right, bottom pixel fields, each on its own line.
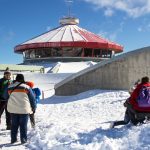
left=65, top=0, right=73, bottom=17
left=59, top=0, right=79, bottom=25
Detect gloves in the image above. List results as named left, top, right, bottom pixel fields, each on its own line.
left=32, top=109, right=35, bottom=114
left=124, top=102, right=127, bottom=107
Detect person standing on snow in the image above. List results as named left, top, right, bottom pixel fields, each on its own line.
left=26, top=81, right=41, bottom=128
left=7, top=74, right=36, bottom=144
left=0, top=70, right=12, bottom=130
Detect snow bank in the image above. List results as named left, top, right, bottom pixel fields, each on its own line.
left=1, top=62, right=150, bottom=150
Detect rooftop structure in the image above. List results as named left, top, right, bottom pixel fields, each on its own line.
left=14, top=17, right=123, bottom=63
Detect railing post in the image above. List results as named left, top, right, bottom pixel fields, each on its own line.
left=42, top=91, right=44, bottom=100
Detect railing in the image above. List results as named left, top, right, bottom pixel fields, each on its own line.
left=0, top=64, right=44, bottom=73
left=41, top=88, right=54, bottom=99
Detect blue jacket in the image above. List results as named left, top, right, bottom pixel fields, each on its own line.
left=33, top=88, right=41, bottom=104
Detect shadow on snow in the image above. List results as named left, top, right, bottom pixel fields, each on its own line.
left=40, top=90, right=120, bottom=104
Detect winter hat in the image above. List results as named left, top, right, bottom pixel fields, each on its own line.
left=4, top=71, right=11, bottom=75
left=26, top=81, right=34, bottom=88
left=4, top=67, right=11, bottom=75
left=16, top=74, right=25, bottom=82
left=141, top=76, right=149, bottom=84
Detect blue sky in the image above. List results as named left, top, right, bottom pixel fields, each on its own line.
left=0, top=0, right=150, bottom=64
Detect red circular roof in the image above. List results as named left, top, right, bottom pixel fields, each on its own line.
left=14, top=21, right=123, bottom=53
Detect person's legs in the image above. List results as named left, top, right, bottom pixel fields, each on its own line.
left=11, top=114, right=19, bottom=143
left=111, top=109, right=130, bottom=128
left=5, top=105, right=11, bottom=130
left=19, top=114, right=28, bottom=144
left=29, top=113, right=35, bottom=128
left=0, top=101, right=6, bottom=117
left=112, top=121, right=127, bottom=127
left=124, top=109, right=130, bottom=123
left=127, top=109, right=139, bottom=125
left=135, top=113, right=146, bottom=124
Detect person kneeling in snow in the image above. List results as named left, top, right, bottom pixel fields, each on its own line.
left=26, top=81, right=41, bottom=128
left=111, top=77, right=150, bottom=128
left=126, top=76, right=150, bottom=125
left=7, top=74, right=36, bottom=144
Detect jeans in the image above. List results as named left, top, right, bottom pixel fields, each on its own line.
left=113, top=109, right=130, bottom=127
left=29, top=113, right=35, bottom=128
left=11, top=114, right=28, bottom=143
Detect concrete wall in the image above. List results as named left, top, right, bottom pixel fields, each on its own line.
left=55, top=47, right=150, bottom=95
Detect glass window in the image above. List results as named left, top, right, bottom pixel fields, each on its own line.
left=84, top=48, right=92, bottom=57
left=51, top=48, right=62, bottom=56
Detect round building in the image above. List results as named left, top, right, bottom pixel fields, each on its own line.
left=14, top=17, right=123, bottom=63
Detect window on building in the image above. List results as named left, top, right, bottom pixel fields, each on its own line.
left=84, top=48, right=92, bottom=57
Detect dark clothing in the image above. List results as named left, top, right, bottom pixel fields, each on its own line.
left=29, top=88, right=41, bottom=128
left=113, top=120, right=128, bottom=127
left=113, top=109, right=130, bottom=127
left=127, top=108, right=145, bottom=125
left=29, top=113, right=35, bottom=128
left=125, top=102, right=146, bottom=125
left=0, top=101, right=11, bottom=128
left=0, top=78, right=11, bottom=101
left=11, top=114, right=28, bottom=143
left=0, top=101, right=6, bottom=116
left=0, top=77, right=11, bottom=128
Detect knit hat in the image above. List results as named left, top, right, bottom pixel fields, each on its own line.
left=4, top=71, right=11, bottom=75
left=141, top=76, right=149, bottom=84
left=16, top=74, right=25, bottom=82
left=26, top=81, right=34, bottom=88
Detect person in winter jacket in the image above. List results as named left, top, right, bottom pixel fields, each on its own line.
left=0, top=70, right=12, bottom=130
left=111, top=77, right=150, bottom=128
left=26, top=81, right=41, bottom=128
left=127, top=76, right=150, bottom=125
left=7, top=74, right=36, bottom=144
left=110, top=79, right=140, bottom=128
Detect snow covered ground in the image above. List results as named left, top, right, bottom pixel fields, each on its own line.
left=0, top=62, right=150, bottom=150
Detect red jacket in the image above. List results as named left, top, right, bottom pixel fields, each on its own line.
left=129, top=82, right=150, bottom=112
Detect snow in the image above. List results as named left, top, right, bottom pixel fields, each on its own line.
left=0, top=62, right=150, bottom=150
left=55, top=62, right=97, bottom=73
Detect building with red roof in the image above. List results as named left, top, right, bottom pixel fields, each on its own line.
left=14, top=17, right=123, bottom=63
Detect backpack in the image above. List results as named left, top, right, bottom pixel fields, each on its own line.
left=137, top=86, right=150, bottom=107
left=33, top=88, right=41, bottom=97
left=33, top=88, right=41, bottom=103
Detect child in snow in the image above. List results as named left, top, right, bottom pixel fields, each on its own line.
left=26, top=81, right=41, bottom=128
left=110, top=79, right=140, bottom=128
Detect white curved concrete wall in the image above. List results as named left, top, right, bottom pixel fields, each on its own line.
left=55, top=46, right=150, bottom=95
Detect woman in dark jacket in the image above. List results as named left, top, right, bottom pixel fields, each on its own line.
left=0, top=71, right=12, bottom=130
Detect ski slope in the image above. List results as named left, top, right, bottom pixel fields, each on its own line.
left=0, top=62, right=150, bottom=150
